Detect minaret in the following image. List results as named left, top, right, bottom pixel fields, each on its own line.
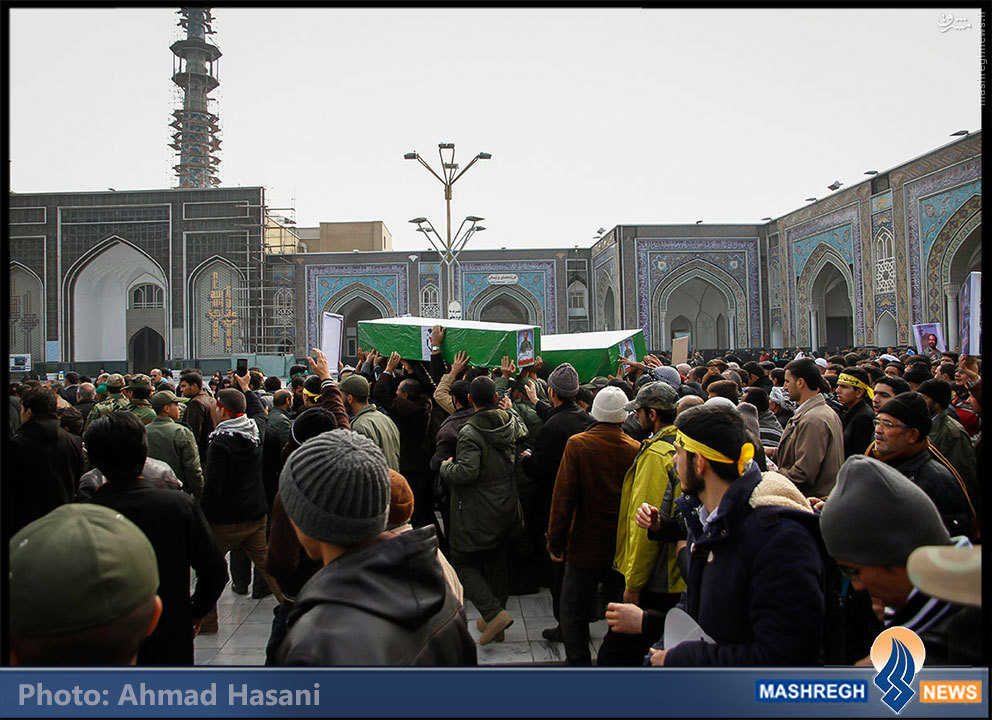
left=169, top=8, right=222, bottom=188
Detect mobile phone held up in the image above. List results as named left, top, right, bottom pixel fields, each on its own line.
left=236, top=358, right=249, bottom=377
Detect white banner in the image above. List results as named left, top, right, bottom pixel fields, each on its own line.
left=320, top=313, right=344, bottom=372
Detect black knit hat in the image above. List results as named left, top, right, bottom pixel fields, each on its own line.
left=917, top=379, right=952, bottom=409
left=878, top=391, right=932, bottom=437
left=904, top=365, right=931, bottom=385
left=279, top=429, right=390, bottom=547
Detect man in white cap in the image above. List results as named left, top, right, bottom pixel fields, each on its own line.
left=546, top=386, right=640, bottom=664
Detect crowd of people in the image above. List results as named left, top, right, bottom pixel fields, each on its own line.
left=7, top=329, right=984, bottom=667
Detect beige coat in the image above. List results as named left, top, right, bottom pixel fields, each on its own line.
left=774, top=393, right=844, bottom=498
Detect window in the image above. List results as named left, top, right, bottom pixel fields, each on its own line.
left=567, top=280, right=588, bottom=317
left=131, top=283, right=164, bottom=309
left=420, top=284, right=440, bottom=318
left=874, top=228, right=895, bottom=294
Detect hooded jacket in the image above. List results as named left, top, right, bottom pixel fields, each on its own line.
left=614, top=426, right=686, bottom=595
left=665, top=467, right=825, bottom=666
left=276, top=525, right=477, bottom=666
left=439, top=406, right=529, bottom=552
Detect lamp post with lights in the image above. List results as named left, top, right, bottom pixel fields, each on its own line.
left=404, top=143, right=491, bottom=318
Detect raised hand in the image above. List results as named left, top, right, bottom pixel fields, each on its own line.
left=308, top=348, right=331, bottom=380
left=431, top=325, right=446, bottom=349
left=385, top=351, right=401, bottom=374
left=523, top=380, right=538, bottom=405
left=500, top=355, right=516, bottom=378
left=451, top=351, right=470, bottom=377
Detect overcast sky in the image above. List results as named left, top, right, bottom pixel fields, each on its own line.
left=8, top=7, right=983, bottom=250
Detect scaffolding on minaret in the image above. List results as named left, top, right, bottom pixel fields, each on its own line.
left=170, top=8, right=222, bottom=188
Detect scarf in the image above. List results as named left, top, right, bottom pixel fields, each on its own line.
left=209, top=414, right=261, bottom=446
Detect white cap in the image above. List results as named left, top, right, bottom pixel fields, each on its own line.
left=591, top=386, right=630, bottom=424
left=814, top=357, right=828, bottom=368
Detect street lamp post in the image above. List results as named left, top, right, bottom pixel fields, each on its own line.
left=404, top=143, right=491, bottom=319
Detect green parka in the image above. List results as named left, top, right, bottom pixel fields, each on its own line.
left=439, top=406, right=529, bottom=552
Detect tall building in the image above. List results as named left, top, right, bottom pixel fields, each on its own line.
left=170, top=7, right=222, bottom=188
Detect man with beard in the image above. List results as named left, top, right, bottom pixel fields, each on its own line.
left=642, top=404, right=824, bottom=666
left=766, top=358, right=843, bottom=497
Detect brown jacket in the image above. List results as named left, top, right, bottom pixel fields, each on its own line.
left=547, top=422, right=640, bottom=569
left=183, top=391, right=216, bottom=460
left=774, top=393, right=844, bottom=497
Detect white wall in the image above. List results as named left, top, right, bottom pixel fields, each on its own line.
left=73, top=243, right=167, bottom=362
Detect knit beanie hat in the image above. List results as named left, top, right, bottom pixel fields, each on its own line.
left=289, top=407, right=338, bottom=447
left=878, top=391, right=932, bottom=437
left=820, top=455, right=950, bottom=566
left=548, top=363, right=579, bottom=400
left=591, top=386, right=629, bottom=423
left=654, top=365, right=682, bottom=392
left=386, top=470, right=415, bottom=530
left=917, top=379, right=951, bottom=410
left=904, top=365, right=931, bottom=385
left=279, top=429, right=390, bottom=547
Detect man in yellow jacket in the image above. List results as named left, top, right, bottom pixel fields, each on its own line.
left=599, top=380, right=686, bottom=665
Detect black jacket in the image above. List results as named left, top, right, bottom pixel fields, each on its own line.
left=201, top=429, right=267, bottom=524
left=521, top=401, right=592, bottom=514
left=430, top=406, right=475, bottom=472
left=87, top=479, right=228, bottom=665
left=842, top=401, right=875, bottom=458
left=374, top=372, right=433, bottom=475
left=7, top=416, right=86, bottom=542
left=276, top=525, right=477, bottom=666
left=884, top=447, right=974, bottom=540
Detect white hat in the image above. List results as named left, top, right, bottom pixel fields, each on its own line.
left=814, top=357, right=828, bottom=368
left=704, top=396, right=737, bottom=411
left=591, top=386, right=630, bottom=424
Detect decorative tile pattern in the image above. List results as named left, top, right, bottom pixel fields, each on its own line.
left=876, top=292, right=896, bottom=319
left=306, top=264, right=408, bottom=351
left=871, top=190, right=892, bottom=214
left=785, top=204, right=863, bottom=345
left=634, top=237, right=760, bottom=348
left=904, top=158, right=981, bottom=321
left=453, top=261, right=556, bottom=333
left=768, top=244, right=782, bottom=309
left=592, top=245, right=617, bottom=330
left=931, top=194, right=982, bottom=319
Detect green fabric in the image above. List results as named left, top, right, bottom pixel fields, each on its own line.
left=268, top=406, right=293, bottom=445
left=357, top=318, right=541, bottom=369
left=145, top=415, right=204, bottom=498
left=495, top=377, right=544, bottom=488
left=439, top=407, right=529, bottom=551
left=614, top=425, right=686, bottom=594
left=350, top=403, right=402, bottom=472
left=85, top=393, right=130, bottom=428
left=126, top=399, right=157, bottom=426
left=542, top=331, right=648, bottom=382
left=929, top=411, right=978, bottom=510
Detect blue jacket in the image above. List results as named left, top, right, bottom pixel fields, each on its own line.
left=667, top=466, right=825, bottom=666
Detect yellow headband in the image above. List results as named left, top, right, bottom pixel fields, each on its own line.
left=837, top=373, right=874, bottom=399
left=676, top=429, right=755, bottom=477
left=303, top=388, right=321, bottom=400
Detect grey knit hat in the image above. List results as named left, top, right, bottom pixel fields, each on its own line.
left=279, top=429, right=390, bottom=547
left=654, top=365, right=682, bottom=391
left=548, top=363, right=579, bottom=399
left=820, top=455, right=950, bottom=566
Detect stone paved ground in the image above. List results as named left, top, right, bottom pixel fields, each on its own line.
left=195, top=577, right=607, bottom=666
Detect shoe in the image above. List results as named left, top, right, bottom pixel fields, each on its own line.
left=251, top=585, right=272, bottom=599
left=475, top=617, right=505, bottom=642
left=479, top=610, right=514, bottom=645
left=541, top=625, right=563, bottom=642
left=231, top=582, right=248, bottom=596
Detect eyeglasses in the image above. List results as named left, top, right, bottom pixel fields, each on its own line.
left=873, top=418, right=908, bottom=430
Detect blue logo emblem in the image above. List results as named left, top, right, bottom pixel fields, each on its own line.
left=871, top=627, right=925, bottom=714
